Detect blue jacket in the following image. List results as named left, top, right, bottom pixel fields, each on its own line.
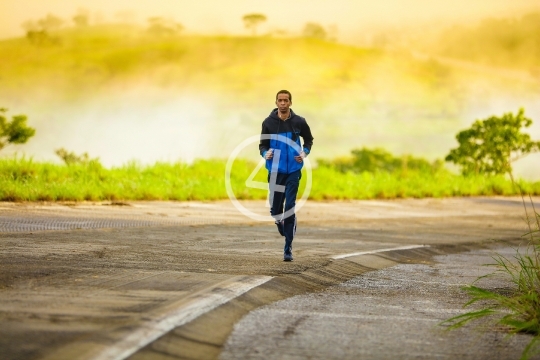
left=259, top=108, right=314, bottom=174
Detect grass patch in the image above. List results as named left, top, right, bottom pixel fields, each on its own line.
left=441, top=195, right=540, bottom=359
left=1, top=157, right=539, bottom=202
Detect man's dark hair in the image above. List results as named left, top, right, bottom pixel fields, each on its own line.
left=276, top=90, right=292, bottom=101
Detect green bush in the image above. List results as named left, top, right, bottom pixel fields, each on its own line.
left=445, top=109, right=540, bottom=176
left=317, top=147, right=442, bottom=174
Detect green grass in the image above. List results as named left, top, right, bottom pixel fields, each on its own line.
left=1, top=157, right=539, bottom=202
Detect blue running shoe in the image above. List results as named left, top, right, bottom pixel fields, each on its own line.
left=283, top=252, right=293, bottom=262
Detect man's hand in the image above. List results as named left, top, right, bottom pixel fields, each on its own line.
left=294, top=151, right=306, bottom=163
left=264, top=149, right=274, bottom=160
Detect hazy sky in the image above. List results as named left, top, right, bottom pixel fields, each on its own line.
left=2, top=0, right=539, bottom=39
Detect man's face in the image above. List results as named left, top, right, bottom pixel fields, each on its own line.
left=276, top=93, right=291, bottom=113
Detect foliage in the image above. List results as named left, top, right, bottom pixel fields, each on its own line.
left=73, top=9, right=90, bottom=27
left=1, top=156, right=539, bottom=202
left=0, top=108, right=36, bottom=151
left=302, top=22, right=327, bottom=40
left=441, top=196, right=540, bottom=359
left=36, top=14, right=64, bottom=32
left=445, top=109, right=540, bottom=176
left=21, top=14, right=64, bottom=45
left=317, top=147, right=443, bottom=174
left=147, top=17, right=184, bottom=36
left=242, top=13, right=267, bottom=35
left=55, top=148, right=101, bottom=167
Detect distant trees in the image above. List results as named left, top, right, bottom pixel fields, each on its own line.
left=318, top=147, right=442, bottom=174
left=22, top=13, right=64, bottom=45
left=147, top=17, right=184, bottom=36
left=242, top=13, right=267, bottom=36
left=445, top=109, right=540, bottom=176
left=21, top=10, right=97, bottom=45
left=36, top=14, right=64, bottom=32
left=73, top=9, right=90, bottom=27
left=0, top=108, right=36, bottom=151
left=302, top=22, right=327, bottom=40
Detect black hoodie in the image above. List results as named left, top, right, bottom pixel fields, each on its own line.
left=259, top=108, right=314, bottom=174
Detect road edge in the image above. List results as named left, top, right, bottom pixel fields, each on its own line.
left=128, top=237, right=525, bottom=360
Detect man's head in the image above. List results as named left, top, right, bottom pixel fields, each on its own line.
left=275, top=90, right=292, bottom=114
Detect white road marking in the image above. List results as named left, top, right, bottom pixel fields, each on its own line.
left=90, top=275, right=272, bottom=360
left=332, top=244, right=429, bottom=259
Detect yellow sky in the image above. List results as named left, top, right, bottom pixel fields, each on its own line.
left=1, top=0, right=539, bottom=39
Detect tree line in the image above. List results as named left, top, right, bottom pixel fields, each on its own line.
left=319, top=108, right=540, bottom=179
left=21, top=11, right=335, bottom=46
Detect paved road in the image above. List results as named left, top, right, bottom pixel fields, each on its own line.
left=0, top=197, right=538, bottom=360
left=222, top=246, right=536, bottom=360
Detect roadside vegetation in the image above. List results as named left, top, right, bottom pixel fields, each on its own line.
left=439, top=108, right=540, bottom=359
left=442, top=196, right=540, bottom=359
left=1, top=108, right=539, bottom=202
left=1, top=151, right=539, bottom=202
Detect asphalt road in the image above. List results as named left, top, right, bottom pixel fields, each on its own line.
left=0, top=197, right=538, bottom=360
left=222, top=246, right=536, bottom=360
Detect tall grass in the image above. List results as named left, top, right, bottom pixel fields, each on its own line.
left=441, top=195, right=540, bottom=360
left=1, top=157, right=539, bottom=202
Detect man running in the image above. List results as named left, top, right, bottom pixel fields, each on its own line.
left=259, top=90, right=314, bottom=261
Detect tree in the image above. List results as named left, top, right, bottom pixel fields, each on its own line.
left=302, top=22, right=327, bottom=40
left=21, top=14, right=63, bottom=45
left=37, top=14, right=64, bottom=32
left=73, top=9, right=90, bottom=27
left=0, top=108, right=36, bottom=151
left=147, top=17, right=184, bottom=36
left=445, top=108, right=540, bottom=176
left=318, top=147, right=441, bottom=174
left=242, top=14, right=267, bottom=36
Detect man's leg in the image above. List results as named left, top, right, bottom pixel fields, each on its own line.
left=283, top=170, right=301, bottom=259
left=269, top=172, right=286, bottom=236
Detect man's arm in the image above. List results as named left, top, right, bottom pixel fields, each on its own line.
left=293, top=118, right=314, bottom=163
left=259, top=121, right=271, bottom=158
left=301, top=119, right=314, bottom=155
